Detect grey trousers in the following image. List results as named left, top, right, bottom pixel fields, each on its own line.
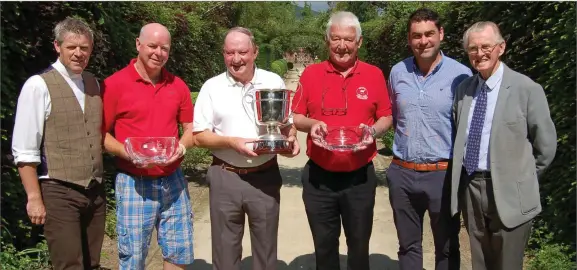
left=207, top=164, right=282, bottom=270
left=387, top=163, right=461, bottom=270
left=460, top=171, right=532, bottom=270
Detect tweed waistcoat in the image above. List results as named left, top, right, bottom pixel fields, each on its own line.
left=39, top=68, right=103, bottom=187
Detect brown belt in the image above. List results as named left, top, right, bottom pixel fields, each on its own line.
left=212, top=156, right=277, bottom=175
left=392, top=157, right=449, bottom=172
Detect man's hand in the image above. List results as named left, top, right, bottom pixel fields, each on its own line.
left=26, top=197, right=46, bottom=225
left=310, top=121, right=328, bottom=148
left=156, top=143, right=186, bottom=167
left=354, top=123, right=375, bottom=152
left=280, top=135, right=300, bottom=157
left=229, top=137, right=258, bottom=157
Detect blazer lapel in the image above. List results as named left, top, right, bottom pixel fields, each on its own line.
left=489, top=63, right=512, bottom=169
left=491, top=63, right=512, bottom=127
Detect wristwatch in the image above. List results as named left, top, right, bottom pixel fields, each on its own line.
left=369, top=126, right=377, bottom=138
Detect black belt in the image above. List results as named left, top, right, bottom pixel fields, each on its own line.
left=464, top=168, right=491, bottom=178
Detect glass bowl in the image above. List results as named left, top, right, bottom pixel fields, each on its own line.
left=124, top=137, right=177, bottom=165
left=317, top=126, right=371, bottom=152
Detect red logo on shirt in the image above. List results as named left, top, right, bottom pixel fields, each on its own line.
left=356, top=87, right=368, bottom=100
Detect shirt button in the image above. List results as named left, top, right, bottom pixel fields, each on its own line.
left=87, top=132, right=90, bottom=135
left=90, top=144, right=93, bottom=148
left=91, top=156, right=95, bottom=160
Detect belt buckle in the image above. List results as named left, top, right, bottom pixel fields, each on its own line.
left=238, top=168, right=248, bottom=175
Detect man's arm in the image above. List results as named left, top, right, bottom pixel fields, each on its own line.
left=527, top=83, right=557, bottom=175
left=293, top=113, right=322, bottom=133
left=103, top=132, right=130, bottom=160
left=372, top=115, right=393, bottom=137
left=179, top=122, right=194, bottom=149
left=12, top=75, right=49, bottom=225
left=194, top=130, right=257, bottom=157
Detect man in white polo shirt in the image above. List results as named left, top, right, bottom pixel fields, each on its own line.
left=193, top=27, right=299, bottom=270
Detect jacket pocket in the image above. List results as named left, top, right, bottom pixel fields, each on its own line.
left=517, top=175, right=540, bottom=214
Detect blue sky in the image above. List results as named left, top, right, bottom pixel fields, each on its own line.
left=295, top=1, right=330, bottom=12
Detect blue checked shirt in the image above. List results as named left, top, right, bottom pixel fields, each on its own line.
left=388, top=54, right=472, bottom=163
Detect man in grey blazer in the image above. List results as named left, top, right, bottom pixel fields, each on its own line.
left=450, top=21, right=557, bottom=270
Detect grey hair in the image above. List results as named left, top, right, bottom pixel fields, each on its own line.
left=462, top=21, right=505, bottom=49
left=53, top=17, right=94, bottom=45
left=223, top=26, right=258, bottom=52
left=325, top=11, right=362, bottom=42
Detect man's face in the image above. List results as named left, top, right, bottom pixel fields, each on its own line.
left=54, top=33, right=93, bottom=74
left=327, top=25, right=362, bottom=69
left=223, top=32, right=258, bottom=80
left=136, top=31, right=171, bottom=72
left=466, top=27, right=505, bottom=75
left=408, top=20, right=444, bottom=61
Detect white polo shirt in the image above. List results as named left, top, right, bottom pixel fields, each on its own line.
left=193, top=68, right=286, bottom=167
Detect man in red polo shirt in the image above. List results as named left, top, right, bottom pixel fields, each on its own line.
left=102, top=23, right=195, bottom=269
left=292, top=11, right=393, bottom=270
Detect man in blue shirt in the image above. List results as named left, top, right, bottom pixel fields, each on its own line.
left=387, top=8, right=472, bottom=270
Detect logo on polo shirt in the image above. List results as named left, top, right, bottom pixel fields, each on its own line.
left=356, top=87, right=368, bottom=100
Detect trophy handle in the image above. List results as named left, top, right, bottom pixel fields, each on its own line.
left=287, top=81, right=304, bottom=121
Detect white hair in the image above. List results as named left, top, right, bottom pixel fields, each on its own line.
left=325, top=11, right=362, bottom=42
left=462, top=21, right=505, bottom=49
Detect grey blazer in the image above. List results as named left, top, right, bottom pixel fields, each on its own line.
left=450, top=63, right=557, bottom=228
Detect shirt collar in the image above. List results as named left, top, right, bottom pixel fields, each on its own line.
left=325, top=59, right=361, bottom=75
left=226, top=65, right=259, bottom=87
left=411, top=51, right=445, bottom=76
left=127, top=58, right=169, bottom=83
left=53, top=59, right=82, bottom=80
left=478, top=61, right=504, bottom=91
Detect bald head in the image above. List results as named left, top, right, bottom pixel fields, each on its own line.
left=135, top=23, right=172, bottom=73
left=139, top=23, right=171, bottom=42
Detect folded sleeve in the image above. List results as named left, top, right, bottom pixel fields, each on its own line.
left=12, top=75, right=50, bottom=165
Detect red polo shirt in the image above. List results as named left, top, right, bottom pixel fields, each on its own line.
left=102, top=59, right=194, bottom=176
left=292, top=60, right=392, bottom=172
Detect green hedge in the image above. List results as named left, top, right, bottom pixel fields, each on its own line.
left=270, top=59, right=288, bottom=77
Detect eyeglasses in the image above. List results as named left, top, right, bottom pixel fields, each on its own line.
left=321, top=75, right=349, bottom=116
left=467, top=43, right=502, bottom=55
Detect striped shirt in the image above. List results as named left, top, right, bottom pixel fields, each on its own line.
left=388, top=53, right=472, bottom=163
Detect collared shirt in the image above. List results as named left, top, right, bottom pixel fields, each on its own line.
left=292, top=60, right=392, bottom=172
left=102, top=58, right=194, bottom=177
left=465, top=62, right=504, bottom=171
left=193, top=67, right=285, bottom=167
left=12, top=59, right=99, bottom=178
left=389, top=54, right=472, bottom=163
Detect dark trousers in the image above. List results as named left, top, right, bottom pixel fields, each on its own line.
left=460, top=171, right=532, bottom=270
left=302, top=160, right=377, bottom=270
left=40, top=179, right=106, bottom=270
left=386, top=163, right=460, bottom=270
left=207, top=164, right=282, bottom=270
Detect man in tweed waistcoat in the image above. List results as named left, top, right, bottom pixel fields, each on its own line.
left=12, top=17, right=105, bottom=270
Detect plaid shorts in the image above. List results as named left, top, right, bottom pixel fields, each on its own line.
left=115, top=168, right=194, bottom=269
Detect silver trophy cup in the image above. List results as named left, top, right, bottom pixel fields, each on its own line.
left=251, top=88, right=294, bottom=154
